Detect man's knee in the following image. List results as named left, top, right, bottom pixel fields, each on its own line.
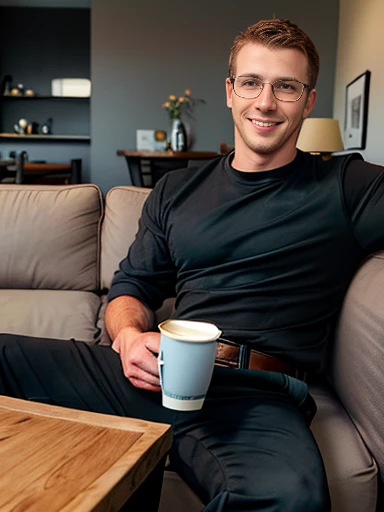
left=274, top=470, right=331, bottom=512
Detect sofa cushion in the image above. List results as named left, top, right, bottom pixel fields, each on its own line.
left=328, top=252, right=384, bottom=483
left=100, top=186, right=150, bottom=290
left=160, top=471, right=203, bottom=512
left=310, top=383, right=378, bottom=512
left=0, top=290, right=102, bottom=343
left=0, top=184, right=102, bottom=291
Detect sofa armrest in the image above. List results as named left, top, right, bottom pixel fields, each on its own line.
left=328, top=253, right=384, bottom=482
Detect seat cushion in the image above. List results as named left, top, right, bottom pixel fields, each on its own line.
left=310, top=383, right=378, bottom=512
left=160, top=471, right=203, bottom=512
left=0, top=290, right=102, bottom=343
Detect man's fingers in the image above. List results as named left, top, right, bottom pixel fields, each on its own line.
left=121, top=359, right=160, bottom=387
left=114, top=330, right=161, bottom=390
left=130, top=376, right=161, bottom=392
left=145, top=337, right=161, bottom=357
left=129, top=345, right=159, bottom=378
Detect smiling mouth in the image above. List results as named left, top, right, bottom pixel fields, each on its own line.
left=251, top=120, right=280, bottom=127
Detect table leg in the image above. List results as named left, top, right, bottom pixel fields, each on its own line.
left=124, top=157, right=144, bottom=187
left=119, top=455, right=167, bottom=511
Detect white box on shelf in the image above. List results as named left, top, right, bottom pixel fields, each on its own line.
left=51, top=78, right=91, bottom=97
left=136, top=130, right=155, bottom=151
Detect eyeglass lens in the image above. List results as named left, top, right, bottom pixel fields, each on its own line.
left=233, top=77, right=304, bottom=101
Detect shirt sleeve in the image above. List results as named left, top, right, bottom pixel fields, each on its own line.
left=107, top=177, right=177, bottom=311
left=341, top=159, right=384, bottom=252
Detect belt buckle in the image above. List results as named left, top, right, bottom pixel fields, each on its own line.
left=218, top=337, right=250, bottom=370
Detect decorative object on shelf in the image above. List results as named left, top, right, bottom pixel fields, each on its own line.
left=26, top=122, right=40, bottom=135
left=25, top=89, right=35, bottom=97
left=51, top=78, right=91, bottom=97
left=344, top=70, right=371, bottom=150
left=170, top=118, right=187, bottom=151
left=0, top=75, right=12, bottom=96
left=136, top=129, right=155, bottom=151
left=162, top=89, right=205, bottom=151
left=297, top=118, right=344, bottom=159
left=40, top=118, right=53, bottom=135
left=13, top=118, right=28, bottom=134
left=154, top=130, right=166, bottom=150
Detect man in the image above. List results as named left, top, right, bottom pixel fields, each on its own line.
left=1, top=18, right=384, bottom=512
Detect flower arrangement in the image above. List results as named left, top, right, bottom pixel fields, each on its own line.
left=162, top=89, right=205, bottom=121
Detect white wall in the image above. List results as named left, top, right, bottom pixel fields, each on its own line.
left=333, top=0, right=384, bottom=165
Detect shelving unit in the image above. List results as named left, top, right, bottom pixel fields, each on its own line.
left=0, top=95, right=91, bottom=143
left=0, top=4, right=91, bottom=176
left=0, top=4, right=91, bottom=147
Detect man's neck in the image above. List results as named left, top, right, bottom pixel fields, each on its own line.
left=231, top=141, right=298, bottom=173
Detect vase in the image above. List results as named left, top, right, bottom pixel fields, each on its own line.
left=170, top=118, right=187, bottom=151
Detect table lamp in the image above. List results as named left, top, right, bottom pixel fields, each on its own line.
left=297, top=118, right=344, bottom=159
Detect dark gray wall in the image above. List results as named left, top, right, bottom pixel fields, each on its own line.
left=91, top=0, right=339, bottom=193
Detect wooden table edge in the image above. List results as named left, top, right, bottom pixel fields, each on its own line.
left=0, top=396, right=172, bottom=511
left=0, top=395, right=170, bottom=435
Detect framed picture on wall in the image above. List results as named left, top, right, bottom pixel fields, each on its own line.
left=344, top=70, right=371, bottom=150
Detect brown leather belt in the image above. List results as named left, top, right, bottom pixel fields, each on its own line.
left=215, top=339, right=306, bottom=381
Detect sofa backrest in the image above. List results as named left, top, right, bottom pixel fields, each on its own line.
left=0, top=184, right=102, bottom=291
left=100, top=186, right=150, bottom=290
left=329, top=252, right=384, bottom=481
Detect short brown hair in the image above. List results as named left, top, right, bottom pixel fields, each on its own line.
left=229, top=19, right=319, bottom=89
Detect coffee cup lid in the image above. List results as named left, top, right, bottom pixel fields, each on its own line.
left=158, top=319, right=222, bottom=342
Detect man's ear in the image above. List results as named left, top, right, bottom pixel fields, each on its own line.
left=303, top=88, right=316, bottom=119
left=226, top=78, right=233, bottom=109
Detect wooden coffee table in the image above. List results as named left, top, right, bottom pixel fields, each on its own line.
left=0, top=396, right=172, bottom=511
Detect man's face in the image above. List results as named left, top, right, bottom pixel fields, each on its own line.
left=226, top=43, right=316, bottom=166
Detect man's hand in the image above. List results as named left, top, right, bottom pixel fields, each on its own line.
left=112, top=328, right=161, bottom=392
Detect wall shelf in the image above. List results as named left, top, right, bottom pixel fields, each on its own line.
left=0, top=133, right=90, bottom=142
left=0, top=96, right=90, bottom=101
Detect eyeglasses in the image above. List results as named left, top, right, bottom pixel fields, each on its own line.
left=230, top=76, right=310, bottom=102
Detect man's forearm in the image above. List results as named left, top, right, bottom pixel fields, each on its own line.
left=105, top=296, right=155, bottom=341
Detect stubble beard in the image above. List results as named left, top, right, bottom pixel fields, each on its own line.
left=242, top=130, right=284, bottom=155
left=236, top=114, right=303, bottom=156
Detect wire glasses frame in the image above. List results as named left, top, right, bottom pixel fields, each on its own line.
left=230, top=76, right=311, bottom=102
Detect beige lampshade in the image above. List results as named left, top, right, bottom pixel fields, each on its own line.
left=297, top=118, right=344, bottom=153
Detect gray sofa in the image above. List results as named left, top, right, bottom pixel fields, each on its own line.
left=0, top=183, right=383, bottom=511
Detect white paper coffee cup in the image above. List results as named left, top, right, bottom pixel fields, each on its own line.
left=158, top=319, right=222, bottom=411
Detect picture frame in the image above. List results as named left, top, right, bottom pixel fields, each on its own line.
left=344, top=70, right=371, bottom=150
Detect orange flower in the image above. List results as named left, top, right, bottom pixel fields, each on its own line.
left=162, top=89, right=205, bottom=120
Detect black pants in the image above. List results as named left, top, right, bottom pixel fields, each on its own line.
left=0, top=334, right=331, bottom=511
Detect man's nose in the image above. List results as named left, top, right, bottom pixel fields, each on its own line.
left=253, top=83, right=277, bottom=111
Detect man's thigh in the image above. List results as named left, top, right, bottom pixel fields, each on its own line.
left=0, top=333, right=172, bottom=425
left=171, top=390, right=331, bottom=511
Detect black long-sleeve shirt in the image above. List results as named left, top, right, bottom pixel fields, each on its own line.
left=108, top=150, right=384, bottom=370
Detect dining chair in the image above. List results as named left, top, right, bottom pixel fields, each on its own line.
left=0, top=152, right=82, bottom=185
